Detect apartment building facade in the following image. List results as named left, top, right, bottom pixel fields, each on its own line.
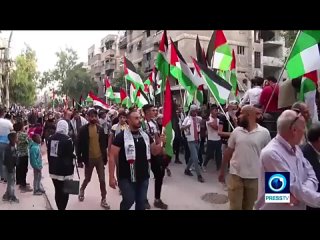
left=88, top=30, right=286, bottom=102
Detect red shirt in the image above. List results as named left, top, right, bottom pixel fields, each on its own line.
left=259, top=85, right=279, bottom=113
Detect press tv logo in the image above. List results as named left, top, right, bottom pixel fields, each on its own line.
left=265, top=172, right=290, bottom=203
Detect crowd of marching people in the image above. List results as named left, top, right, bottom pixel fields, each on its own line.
left=1, top=75, right=320, bottom=210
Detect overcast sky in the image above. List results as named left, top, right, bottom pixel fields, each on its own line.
left=1, top=30, right=120, bottom=73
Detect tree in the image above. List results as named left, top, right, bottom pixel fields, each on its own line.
left=39, top=48, right=97, bottom=104
left=280, top=30, right=299, bottom=48
left=9, top=45, right=39, bottom=106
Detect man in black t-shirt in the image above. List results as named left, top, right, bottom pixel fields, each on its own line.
left=109, top=110, right=163, bottom=210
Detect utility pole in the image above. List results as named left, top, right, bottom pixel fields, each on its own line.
left=3, top=31, right=13, bottom=108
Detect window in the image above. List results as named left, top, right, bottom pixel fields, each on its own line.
left=138, top=61, right=142, bottom=68
left=101, top=47, right=104, bottom=53
left=128, top=45, right=133, bottom=53
left=146, top=30, right=151, bottom=37
left=146, top=52, right=151, bottom=61
left=254, top=51, right=261, bottom=68
left=137, top=41, right=142, bottom=50
left=254, top=30, right=261, bottom=43
left=237, top=46, right=245, bottom=55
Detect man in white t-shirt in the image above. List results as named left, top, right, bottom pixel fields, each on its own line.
left=218, top=105, right=271, bottom=210
left=0, top=107, right=14, bottom=181
left=204, top=105, right=223, bottom=171
left=240, top=77, right=264, bottom=107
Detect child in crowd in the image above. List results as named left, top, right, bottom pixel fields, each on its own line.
left=29, top=134, right=45, bottom=195
left=3, top=132, right=19, bottom=203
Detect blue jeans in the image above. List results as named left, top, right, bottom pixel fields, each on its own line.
left=0, top=143, right=8, bottom=180
left=33, top=169, right=44, bottom=193
left=186, top=141, right=201, bottom=176
left=118, top=178, right=149, bottom=210
left=3, top=166, right=15, bottom=198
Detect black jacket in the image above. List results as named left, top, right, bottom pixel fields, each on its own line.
left=302, top=143, right=320, bottom=210
left=77, top=123, right=107, bottom=165
left=47, top=133, right=75, bottom=177
left=4, top=145, right=17, bottom=174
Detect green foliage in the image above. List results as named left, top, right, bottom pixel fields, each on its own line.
left=39, top=48, right=97, bottom=102
left=9, top=45, right=38, bottom=106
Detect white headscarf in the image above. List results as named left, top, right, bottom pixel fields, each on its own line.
left=56, top=120, right=69, bottom=135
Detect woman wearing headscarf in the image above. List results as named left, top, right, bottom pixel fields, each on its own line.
left=47, top=120, right=75, bottom=210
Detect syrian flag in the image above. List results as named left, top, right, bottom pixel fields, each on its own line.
left=170, top=38, right=197, bottom=97
left=286, top=31, right=320, bottom=79
left=155, top=79, right=162, bottom=95
left=163, top=79, right=175, bottom=157
left=105, top=77, right=114, bottom=99
left=89, top=91, right=110, bottom=110
left=156, top=30, right=170, bottom=91
left=194, top=59, right=232, bottom=105
left=299, top=70, right=319, bottom=123
left=212, top=30, right=233, bottom=71
left=124, top=56, right=144, bottom=87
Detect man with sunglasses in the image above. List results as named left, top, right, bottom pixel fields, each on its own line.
left=256, top=110, right=320, bottom=210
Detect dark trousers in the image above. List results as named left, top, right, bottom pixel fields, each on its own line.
left=16, top=156, right=28, bottom=186
left=80, top=158, right=107, bottom=199
left=198, top=137, right=206, bottom=166
left=204, top=140, right=222, bottom=170
left=183, top=137, right=190, bottom=164
left=151, top=156, right=166, bottom=200
left=173, top=136, right=181, bottom=162
left=119, top=178, right=149, bottom=210
left=52, top=179, right=69, bottom=210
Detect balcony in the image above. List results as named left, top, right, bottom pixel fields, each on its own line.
left=263, top=39, right=283, bottom=50
left=93, top=66, right=102, bottom=75
left=262, top=56, right=284, bottom=68
left=101, top=49, right=115, bottom=58
left=119, top=36, right=127, bottom=49
left=104, top=61, right=116, bottom=71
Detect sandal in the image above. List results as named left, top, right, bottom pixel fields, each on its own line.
left=78, top=190, right=85, bottom=202
left=101, top=199, right=110, bottom=210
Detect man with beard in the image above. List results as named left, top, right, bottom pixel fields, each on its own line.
left=218, top=105, right=271, bottom=210
left=109, top=110, right=163, bottom=210
left=77, top=109, right=110, bottom=209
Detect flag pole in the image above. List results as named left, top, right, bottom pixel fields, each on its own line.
left=263, top=30, right=301, bottom=114
left=210, top=91, right=235, bottom=131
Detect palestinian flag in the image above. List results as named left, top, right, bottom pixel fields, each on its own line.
left=163, top=79, right=175, bottom=157
left=170, top=38, right=197, bottom=96
left=229, top=49, right=238, bottom=97
left=196, top=35, right=207, bottom=66
left=156, top=30, right=169, bottom=91
left=212, top=30, right=233, bottom=71
left=113, top=92, right=121, bottom=104
left=124, top=56, right=144, bottom=87
left=144, top=67, right=156, bottom=101
left=89, top=91, right=109, bottom=110
left=130, top=84, right=137, bottom=104
left=286, top=31, right=320, bottom=79
left=194, top=59, right=232, bottom=105
left=105, top=77, right=114, bottom=99
left=206, top=30, right=217, bottom=66
left=299, top=70, right=319, bottom=123
left=135, top=89, right=149, bottom=108
left=184, top=89, right=194, bottom=112
left=120, top=88, right=130, bottom=107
